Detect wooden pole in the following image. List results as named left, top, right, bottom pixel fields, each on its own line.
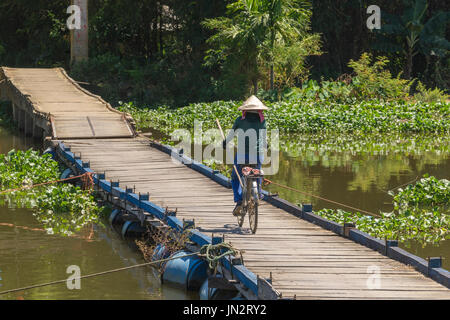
left=216, top=118, right=243, bottom=189
left=70, top=0, right=89, bottom=64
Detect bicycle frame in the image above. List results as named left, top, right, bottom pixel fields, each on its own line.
left=242, top=175, right=260, bottom=208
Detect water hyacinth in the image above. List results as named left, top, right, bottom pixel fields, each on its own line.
left=119, top=100, right=450, bottom=134
left=0, top=149, right=103, bottom=236
left=315, top=176, right=449, bottom=246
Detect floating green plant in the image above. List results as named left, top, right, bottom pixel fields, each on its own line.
left=0, top=149, right=104, bottom=236
left=315, top=176, right=449, bottom=246
left=119, top=100, right=450, bottom=134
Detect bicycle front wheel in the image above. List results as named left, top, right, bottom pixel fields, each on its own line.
left=248, top=196, right=258, bottom=234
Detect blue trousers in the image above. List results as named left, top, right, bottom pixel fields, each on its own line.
left=231, top=154, right=263, bottom=203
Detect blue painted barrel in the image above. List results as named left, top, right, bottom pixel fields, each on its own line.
left=108, top=209, right=121, bottom=226
left=199, top=278, right=217, bottom=300
left=43, top=147, right=55, bottom=159
left=60, top=168, right=74, bottom=180
left=162, top=250, right=207, bottom=290
left=121, top=221, right=146, bottom=238
left=199, top=276, right=240, bottom=300
left=151, top=244, right=170, bottom=269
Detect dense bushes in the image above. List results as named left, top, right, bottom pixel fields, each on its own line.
left=69, top=53, right=246, bottom=108
left=261, top=53, right=449, bottom=104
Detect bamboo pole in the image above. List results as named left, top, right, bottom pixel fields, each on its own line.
left=216, top=118, right=243, bottom=189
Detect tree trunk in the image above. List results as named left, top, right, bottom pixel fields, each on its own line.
left=253, top=79, right=258, bottom=95
left=70, top=0, right=89, bottom=64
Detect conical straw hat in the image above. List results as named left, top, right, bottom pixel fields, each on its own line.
left=238, top=95, right=268, bottom=111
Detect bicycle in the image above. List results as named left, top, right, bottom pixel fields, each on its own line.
left=236, top=165, right=263, bottom=234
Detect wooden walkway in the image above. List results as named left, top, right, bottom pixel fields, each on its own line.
left=0, top=68, right=134, bottom=139
left=1, top=67, right=449, bottom=299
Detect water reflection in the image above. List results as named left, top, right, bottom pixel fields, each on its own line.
left=265, top=133, right=450, bottom=269
left=0, top=128, right=195, bottom=300
left=0, top=206, right=197, bottom=300
left=149, top=128, right=450, bottom=269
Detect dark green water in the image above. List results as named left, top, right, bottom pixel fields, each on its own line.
left=0, top=129, right=195, bottom=300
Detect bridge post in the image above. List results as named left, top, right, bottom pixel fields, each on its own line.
left=24, top=112, right=34, bottom=137
left=17, top=108, right=25, bottom=131
left=32, top=118, right=43, bottom=139
left=12, top=103, right=17, bottom=123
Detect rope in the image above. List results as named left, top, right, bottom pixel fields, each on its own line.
left=0, top=172, right=94, bottom=195
left=263, top=178, right=380, bottom=217
left=200, top=242, right=240, bottom=271
left=0, top=251, right=199, bottom=296
left=0, top=243, right=240, bottom=296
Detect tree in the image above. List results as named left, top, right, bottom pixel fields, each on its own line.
left=375, top=0, right=450, bottom=80
left=202, top=0, right=315, bottom=93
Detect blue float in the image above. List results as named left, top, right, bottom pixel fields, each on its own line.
left=199, top=277, right=218, bottom=300
left=151, top=244, right=170, bottom=269
left=43, top=147, right=55, bottom=160
left=60, top=168, right=74, bottom=180
left=199, top=276, right=240, bottom=300
left=108, top=209, right=121, bottom=226
left=121, top=221, right=146, bottom=238
left=161, top=250, right=208, bottom=290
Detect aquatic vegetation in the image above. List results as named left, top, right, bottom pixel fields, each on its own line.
left=0, top=149, right=102, bottom=236
left=0, top=149, right=60, bottom=188
left=315, top=176, right=450, bottom=246
left=119, top=99, right=450, bottom=134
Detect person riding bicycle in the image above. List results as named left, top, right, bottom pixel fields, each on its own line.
left=222, top=95, right=268, bottom=216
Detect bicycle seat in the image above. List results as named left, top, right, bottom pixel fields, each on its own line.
left=242, top=167, right=263, bottom=176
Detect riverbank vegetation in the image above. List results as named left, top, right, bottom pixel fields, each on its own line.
left=0, top=149, right=104, bottom=235
left=315, top=176, right=449, bottom=246
left=119, top=51, right=448, bottom=135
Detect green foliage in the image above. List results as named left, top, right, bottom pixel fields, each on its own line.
left=0, top=149, right=60, bottom=189
left=0, top=0, right=69, bottom=66
left=34, top=184, right=101, bottom=236
left=261, top=53, right=420, bottom=103
left=375, top=0, right=450, bottom=80
left=0, top=149, right=102, bottom=236
left=348, top=53, right=412, bottom=101
left=120, top=99, right=450, bottom=135
left=413, top=81, right=449, bottom=103
left=203, top=0, right=318, bottom=92
left=315, top=176, right=450, bottom=246
left=272, top=33, right=322, bottom=87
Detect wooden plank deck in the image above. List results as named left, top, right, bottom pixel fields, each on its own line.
left=64, top=138, right=450, bottom=299
left=1, top=67, right=134, bottom=139
left=2, top=67, right=449, bottom=299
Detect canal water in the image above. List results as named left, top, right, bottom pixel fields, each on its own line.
left=264, top=133, right=450, bottom=270
left=150, top=129, right=449, bottom=270
left=1, top=126, right=449, bottom=299
left=0, top=128, right=196, bottom=300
